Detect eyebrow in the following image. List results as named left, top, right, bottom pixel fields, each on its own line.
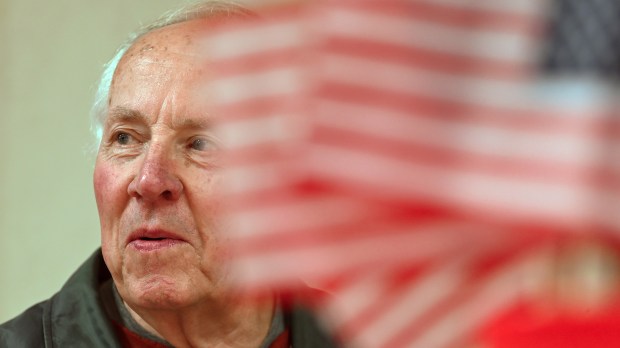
left=106, top=106, right=147, bottom=126
left=175, top=117, right=212, bottom=131
left=106, top=106, right=212, bottom=130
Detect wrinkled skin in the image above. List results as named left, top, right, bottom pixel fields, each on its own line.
left=94, top=19, right=271, bottom=347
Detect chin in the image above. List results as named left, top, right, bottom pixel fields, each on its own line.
left=125, top=275, right=197, bottom=310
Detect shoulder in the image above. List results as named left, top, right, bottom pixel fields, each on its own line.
left=0, top=249, right=119, bottom=348
left=0, top=301, right=48, bottom=347
left=288, top=305, right=339, bottom=347
left=282, top=288, right=341, bottom=348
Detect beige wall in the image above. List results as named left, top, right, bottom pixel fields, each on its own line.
left=0, top=0, right=195, bottom=323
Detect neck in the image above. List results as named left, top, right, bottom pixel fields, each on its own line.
left=124, top=295, right=274, bottom=348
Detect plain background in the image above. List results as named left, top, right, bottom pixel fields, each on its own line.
left=0, top=0, right=205, bottom=323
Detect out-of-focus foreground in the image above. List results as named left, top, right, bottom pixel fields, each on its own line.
left=204, top=1, right=620, bottom=347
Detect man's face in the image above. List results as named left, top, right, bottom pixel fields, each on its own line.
left=94, top=20, right=226, bottom=310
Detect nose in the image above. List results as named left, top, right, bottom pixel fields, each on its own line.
left=128, top=145, right=183, bottom=202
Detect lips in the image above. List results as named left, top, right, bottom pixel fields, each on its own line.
left=126, top=229, right=186, bottom=252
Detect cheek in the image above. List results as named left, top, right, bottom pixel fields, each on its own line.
left=94, top=162, right=118, bottom=274
left=192, top=173, right=222, bottom=220
left=93, top=164, right=109, bottom=210
left=195, top=174, right=229, bottom=253
left=94, top=160, right=130, bottom=279
left=93, top=161, right=124, bottom=214
left=93, top=161, right=127, bottom=242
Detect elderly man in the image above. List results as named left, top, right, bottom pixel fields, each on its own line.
left=0, top=1, right=337, bottom=347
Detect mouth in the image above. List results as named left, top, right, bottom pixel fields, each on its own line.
left=126, top=229, right=187, bottom=252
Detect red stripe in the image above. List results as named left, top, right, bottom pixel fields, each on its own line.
left=331, top=266, right=433, bottom=343
left=404, top=1, right=542, bottom=33
left=317, top=0, right=541, bottom=32
left=310, top=124, right=599, bottom=185
left=380, top=247, right=533, bottom=347
left=315, top=82, right=620, bottom=136
left=320, top=36, right=531, bottom=80
left=210, top=82, right=620, bottom=138
left=209, top=47, right=308, bottom=79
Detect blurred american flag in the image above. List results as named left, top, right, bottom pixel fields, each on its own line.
left=203, top=0, right=620, bottom=346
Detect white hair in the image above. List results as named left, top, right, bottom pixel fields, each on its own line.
left=90, top=1, right=254, bottom=146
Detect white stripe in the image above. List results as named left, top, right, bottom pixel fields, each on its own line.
left=229, top=222, right=482, bottom=287
left=322, top=9, right=537, bottom=63
left=588, top=192, right=620, bottom=231
left=221, top=161, right=302, bottom=196
left=416, top=0, right=548, bottom=17
left=315, top=99, right=607, bottom=168
left=534, top=77, right=620, bottom=109
left=411, top=250, right=541, bottom=348
left=307, top=144, right=595, bottom=224
left=228, top=194, right=372, bottom=239
left=208, top=66, right=306, bottom=104
left=320, top=53, right=538, bottom=110
left=321, top=271, right=391, bottom=332
left=203, top=20, right=304, bottom=60
left=215, top=113, right=308, bottom=149
left=353, top=260, right=470, bottom=348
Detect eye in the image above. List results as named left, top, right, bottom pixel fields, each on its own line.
left=115, top=132, right=135, bottom=145
left=189, top=137, right=210, bottom=151
left=185, top=135, right=221, bottom=167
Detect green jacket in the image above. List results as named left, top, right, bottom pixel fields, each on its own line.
left=0, top=249, right=337, bottom=348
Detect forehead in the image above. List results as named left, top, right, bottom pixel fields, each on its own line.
left=114, top=19, right=211, bottom=84
left=108, top=19, right=212, bottom=125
